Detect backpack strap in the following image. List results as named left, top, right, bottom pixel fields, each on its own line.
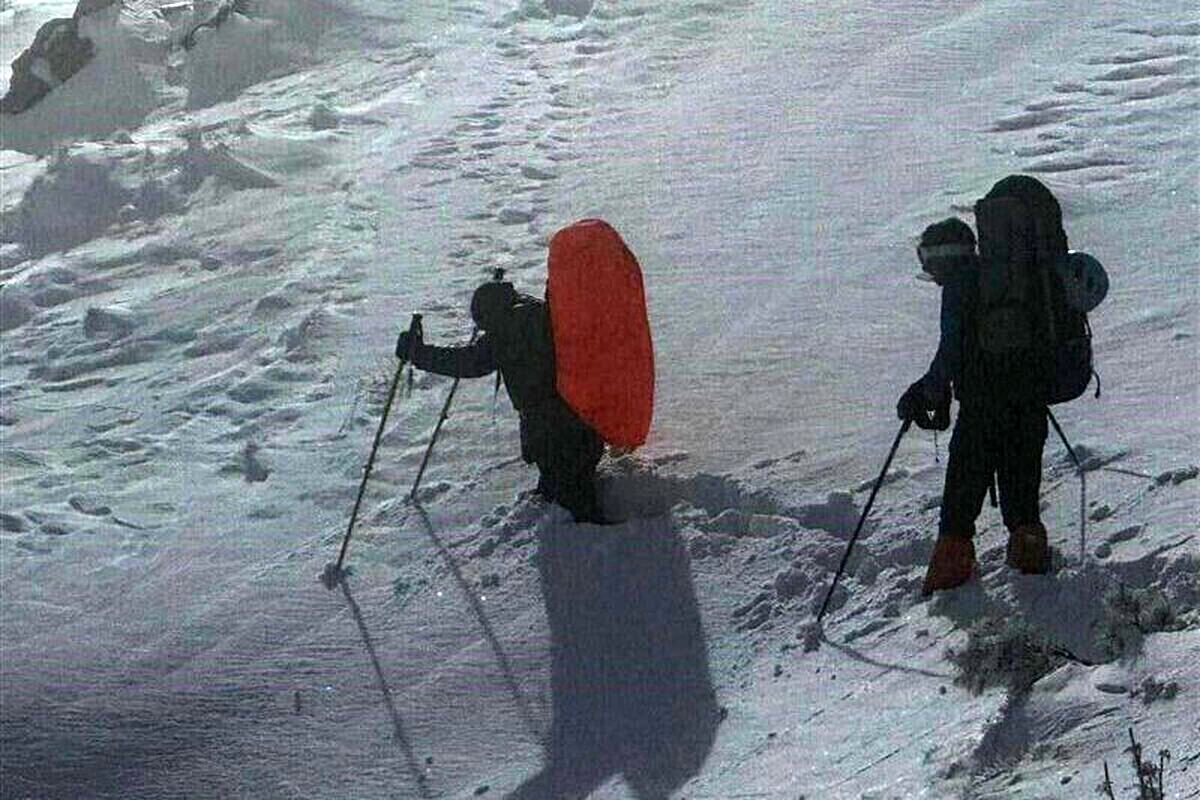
left=1035, top=214, right=1060, bottom=351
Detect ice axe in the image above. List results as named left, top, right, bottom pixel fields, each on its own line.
left=816, top=418, right=913, bottom=624
left=322, top=313, right=423, bottom=589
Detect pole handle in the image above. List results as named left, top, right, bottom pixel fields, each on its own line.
left=400, top=313, right=423, bottom=362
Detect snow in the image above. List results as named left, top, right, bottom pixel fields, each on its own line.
left=1, top=0, right=1198, bottom=798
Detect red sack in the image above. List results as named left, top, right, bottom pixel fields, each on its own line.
left=548, top=219, right=654, bottom=449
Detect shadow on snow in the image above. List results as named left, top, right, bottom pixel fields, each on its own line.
left=509, top=513, right=720, bottom=799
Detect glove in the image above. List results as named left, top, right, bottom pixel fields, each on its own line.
left=896, top=380, right=928, bottom=423
left=897, top=379, right=953, bottom=431
left=918, top=384, right=952, bottom=431
left=395, top=324, right=423, bottom=361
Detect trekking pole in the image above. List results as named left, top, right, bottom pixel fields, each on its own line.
left=817, top=419, right=912, bottom=623
left=408, top=327, right=479, bottom=502
left=322, top=314, right=422, bottom=589
left=1047, top=408, right=1088, bottom=563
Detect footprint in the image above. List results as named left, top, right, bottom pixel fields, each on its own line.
left=1094, top=58, right=1193, bottom=81
left=0, top=513, right=28, bottom=533
left=69, top=495, right=112, bottom=516
left=989, top=106, right=1079, bottom=132
left=497, top=207, right=536, bottom=225
left=521, top=164, right=558, bottom=181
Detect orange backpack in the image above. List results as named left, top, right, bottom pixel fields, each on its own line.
left=547, top=219, right=654, bottom=449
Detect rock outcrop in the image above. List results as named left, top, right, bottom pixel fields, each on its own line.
left=0, top=0, right=119, bottom=114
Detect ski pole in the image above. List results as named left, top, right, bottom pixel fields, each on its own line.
left=1047, top=408, right=1081, bottom=470
left=408, top=327, right=479, bottom=502
left=1047, top=408, right=1087, bottom=562
left=817, top=419, right=912, bottom=623
left=323, top=314, right=422, bottom=588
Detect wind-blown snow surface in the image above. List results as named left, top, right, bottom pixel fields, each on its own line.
left=2, top=0, right=1198, bottom=797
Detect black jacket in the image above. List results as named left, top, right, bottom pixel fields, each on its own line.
left=411, top=294, right=558, bottom=413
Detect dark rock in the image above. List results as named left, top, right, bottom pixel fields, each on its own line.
left=0, top=288, right=37, bottom=333
left=1, top=17, right=95, bottom=114
left=798, top=623, right=821, bottom=652
left=773, top=565, right=808, bottom=600
left=732, top=591, right=770, bottom=618
left=83, top=306, right=138, bottom=339
left=183, top=0, right=251, bottom=51
left=0, top=513, right=27, bottom=533
left=1140, top=676, right=1179, bottom=704
left=689, top=531, right=735, bottom=560
left=1172, top=465, right=1199, bottom=485
left=475, top=537, right=499, bottom=559
left=74, top=0, right=119, bottom=17
left=737, top=600, right=772, bottom=632
left=1152, top=465, right=1196, bottom=486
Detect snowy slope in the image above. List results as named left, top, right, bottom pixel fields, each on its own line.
left=1, top=0, right=1197, bottom=798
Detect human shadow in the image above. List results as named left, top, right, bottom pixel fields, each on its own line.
left=508, top=514, right=719, bottom=800
left=339, top=577, right=434, bottom=798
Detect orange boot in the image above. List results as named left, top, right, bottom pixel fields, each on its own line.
left=922, top=535, right=976, bottom=596
left=1006, top=522, right=1050, bottom=574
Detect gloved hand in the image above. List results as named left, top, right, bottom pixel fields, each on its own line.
left=897, top=379, right=953, bottom=431
left=918, top=384, right=952, bottom=431
left=395, top=324, right=423, bottom=361
left=896, top=380, right=929, bottom=423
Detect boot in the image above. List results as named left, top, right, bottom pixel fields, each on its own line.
left=922, top=535, right=976, bottom=596
left=1006, top=522, right=1050, bottom=574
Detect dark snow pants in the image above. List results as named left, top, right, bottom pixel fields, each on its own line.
left=939, top=401, right=1048, bottom=538
left=521, top=398, right=605, bottom=524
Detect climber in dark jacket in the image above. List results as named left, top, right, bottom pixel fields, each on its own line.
left=396, top=279, right=605, bottom=524
left=899, top=180, right=1060, bottom=595
left=897, top=217, right=974, bottom=425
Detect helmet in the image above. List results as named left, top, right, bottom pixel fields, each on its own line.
left=470, top=280, right=516, bottom=331
left=917, top=217, right=976, bottom=283
left=1055, top=251, right=1108, bottom=312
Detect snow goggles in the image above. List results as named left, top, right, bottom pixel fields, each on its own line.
left=917, top=242, right=975, bottom=276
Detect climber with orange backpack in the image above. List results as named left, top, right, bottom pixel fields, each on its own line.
left=395, top=220, right=654, bottom=524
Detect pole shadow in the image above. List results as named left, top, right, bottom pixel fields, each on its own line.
left=508, top=514, right=719, bottom=800
left=411, top=502, right=545, bottom=742
left=339, top=577, right=434, bottom=799
left=819, top=632, right=952, bottom=680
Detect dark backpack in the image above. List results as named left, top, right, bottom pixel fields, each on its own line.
left=972, top=176, right=1099, bottom=405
